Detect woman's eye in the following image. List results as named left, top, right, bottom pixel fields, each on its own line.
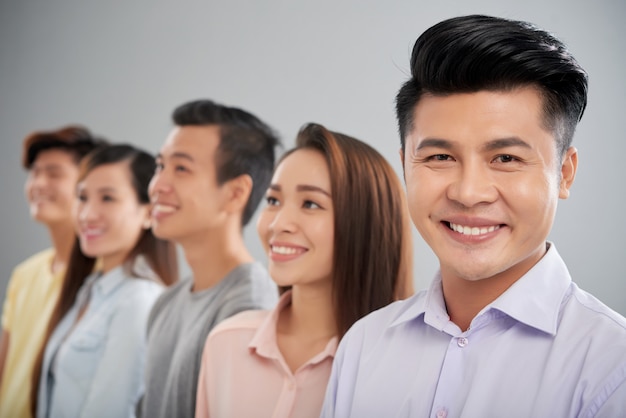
left=303, top=200, right=321, bottom=209
left=266, top=196, right=279, bottom=206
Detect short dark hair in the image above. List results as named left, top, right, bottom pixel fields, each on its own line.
left=396, top=15, right=588, bottom=157
left=172, top=99, right=281, bottom=226
left=22, top=125, right=107, bottom=169
left=282, top=123, right=414, bottom=338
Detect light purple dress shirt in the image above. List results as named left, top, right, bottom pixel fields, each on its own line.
left=321, top=244, right=626, bottom=418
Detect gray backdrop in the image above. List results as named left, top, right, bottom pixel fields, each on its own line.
left=1, top=0, right=624, bottom=315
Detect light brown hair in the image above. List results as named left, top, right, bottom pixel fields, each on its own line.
left=280, top=123, right=414, bottom=338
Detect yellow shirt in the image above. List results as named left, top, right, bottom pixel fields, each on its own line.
left=0, top=248, right=64, bottom=418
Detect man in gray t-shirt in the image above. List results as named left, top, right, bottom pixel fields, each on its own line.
left=138, top=99, right=281, bottom=418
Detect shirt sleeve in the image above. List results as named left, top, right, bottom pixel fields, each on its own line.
left=79, top=291, right=158, bottom=417
left=585, top=363, right=626, bottom=418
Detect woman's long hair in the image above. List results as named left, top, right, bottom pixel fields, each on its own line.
left=279, top=123, right=414, bottom=338
left=30, top=144, right=179, bottom=414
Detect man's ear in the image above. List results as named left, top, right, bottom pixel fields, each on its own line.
left=559, top=146, right=578, bottom=199
left=399, top=148, right=406, bottom=179
left=224, top=174, right=253, bottom=213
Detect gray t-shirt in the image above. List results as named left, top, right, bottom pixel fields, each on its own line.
left=138, top=262, right=278, bottom=418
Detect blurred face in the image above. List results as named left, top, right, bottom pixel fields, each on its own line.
left=257, top=149, right=334, bottom=289
left=75, top=162, right=149, bottom=273
left=149, top=126, right=230, bottom=244
left=25, top=149, right=80, bottom=226
left=403, top=87, right=577, bottom=285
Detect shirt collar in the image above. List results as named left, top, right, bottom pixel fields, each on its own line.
left=486, top=243, right=571, bottom=335
left=390, top=242, right=571, bottom=336
left=86, top=266, right=129, bottom=299
left=249, top=290, right=338, bottom=364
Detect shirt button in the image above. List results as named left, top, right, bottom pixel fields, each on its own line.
left=436, top=410, right=447, bottom=418
left=288, top=382, right=295, bottom=390
left=457, top=337, right=468, bottom=348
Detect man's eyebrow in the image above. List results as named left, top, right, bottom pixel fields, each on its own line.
left=482, top=137, right=532, bottom=152
left=156, top=152, right=195, bottom=162
left=415, top=138, right=454, bottom=151
left=415, top=137, right=532, bottom=152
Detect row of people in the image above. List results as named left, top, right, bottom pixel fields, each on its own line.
left=1, top=13, right=625, bottom=418
left=0, top=99, right=414, bottom=418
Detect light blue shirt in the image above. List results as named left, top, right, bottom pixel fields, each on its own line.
left=37, top=265, right=163, bottom=418
left=321, top=244, right=626, bottom=418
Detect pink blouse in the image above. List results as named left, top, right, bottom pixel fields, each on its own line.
left=195, top=291, right=338, bottom=418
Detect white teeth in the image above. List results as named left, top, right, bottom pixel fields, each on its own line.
left=450, top=222, right=499, bottom=236
left=272, top=246, right=299, bottom=255
left=153, top=204, right=176, bottom=213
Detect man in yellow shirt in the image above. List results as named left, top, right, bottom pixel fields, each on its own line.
left=0, top=126, right=104, bottom=417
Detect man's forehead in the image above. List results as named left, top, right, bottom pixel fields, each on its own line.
left=158, top=126, right=220, bottom=164
left=31, top=150, right=76, bottom=169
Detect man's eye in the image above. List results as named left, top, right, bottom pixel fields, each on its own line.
left=494, top=154, right=517, bottom=163
left=429, top=154, right=452, bottom=161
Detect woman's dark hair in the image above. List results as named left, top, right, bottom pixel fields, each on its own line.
left=396, top=14, right=588, bottom=158
left=278, top=123, right=414, bottom=338
left=30, top=144, right=178, bottom=413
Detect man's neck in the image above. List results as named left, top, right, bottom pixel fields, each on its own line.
left=441, top=244, right=549, bottom=332
left=180, top=225, right=254, bottom=292
left=47, top=221, right=75, bottom=275
left=441, top=274, right=517, bottom=332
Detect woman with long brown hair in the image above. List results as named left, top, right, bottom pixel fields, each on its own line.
left=195, top=123, right=413, bottom=417
left=32, top=144, right=178, bottom=418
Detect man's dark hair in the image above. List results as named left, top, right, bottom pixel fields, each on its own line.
left=172, top=99, right=281, bottom=226
left=396, top=15, right=588, bottom=157
left=22, top=125, right=107, bottom=169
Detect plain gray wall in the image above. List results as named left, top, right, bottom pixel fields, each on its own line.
left=1, top=0, right=624, bottom=315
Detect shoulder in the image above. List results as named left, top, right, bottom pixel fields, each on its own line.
left=11, top=248, right=54, bottom=277
left=6, top=248, right=55, bottom=294
left=151, top=277, right=191, bottom=310
left=220, top=263, right=277, bottom=309
left=211, top=309, right=270, bottom=334
left=146, top=277, right=191, bottom=325
left=563, top=284, right=626, bottom=333
left=341, top=291, right=427, bottom=348
left=559, top=284, right=626, bottom=351
left=117, top=278, right=164, bottom=307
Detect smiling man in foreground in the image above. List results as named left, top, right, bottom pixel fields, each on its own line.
left=321, top=15, right=626, bottom=418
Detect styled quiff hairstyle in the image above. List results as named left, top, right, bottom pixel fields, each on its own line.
left=396, top=15, right=588, bottom=158
left=284, top=123, right=413, bottom=338
left=22, top=125, right=106, bottom=169
left=172, top=99, right=281, bottom=226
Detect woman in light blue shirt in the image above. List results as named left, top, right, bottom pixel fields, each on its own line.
left=32, top=144, right=178, bottom=418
